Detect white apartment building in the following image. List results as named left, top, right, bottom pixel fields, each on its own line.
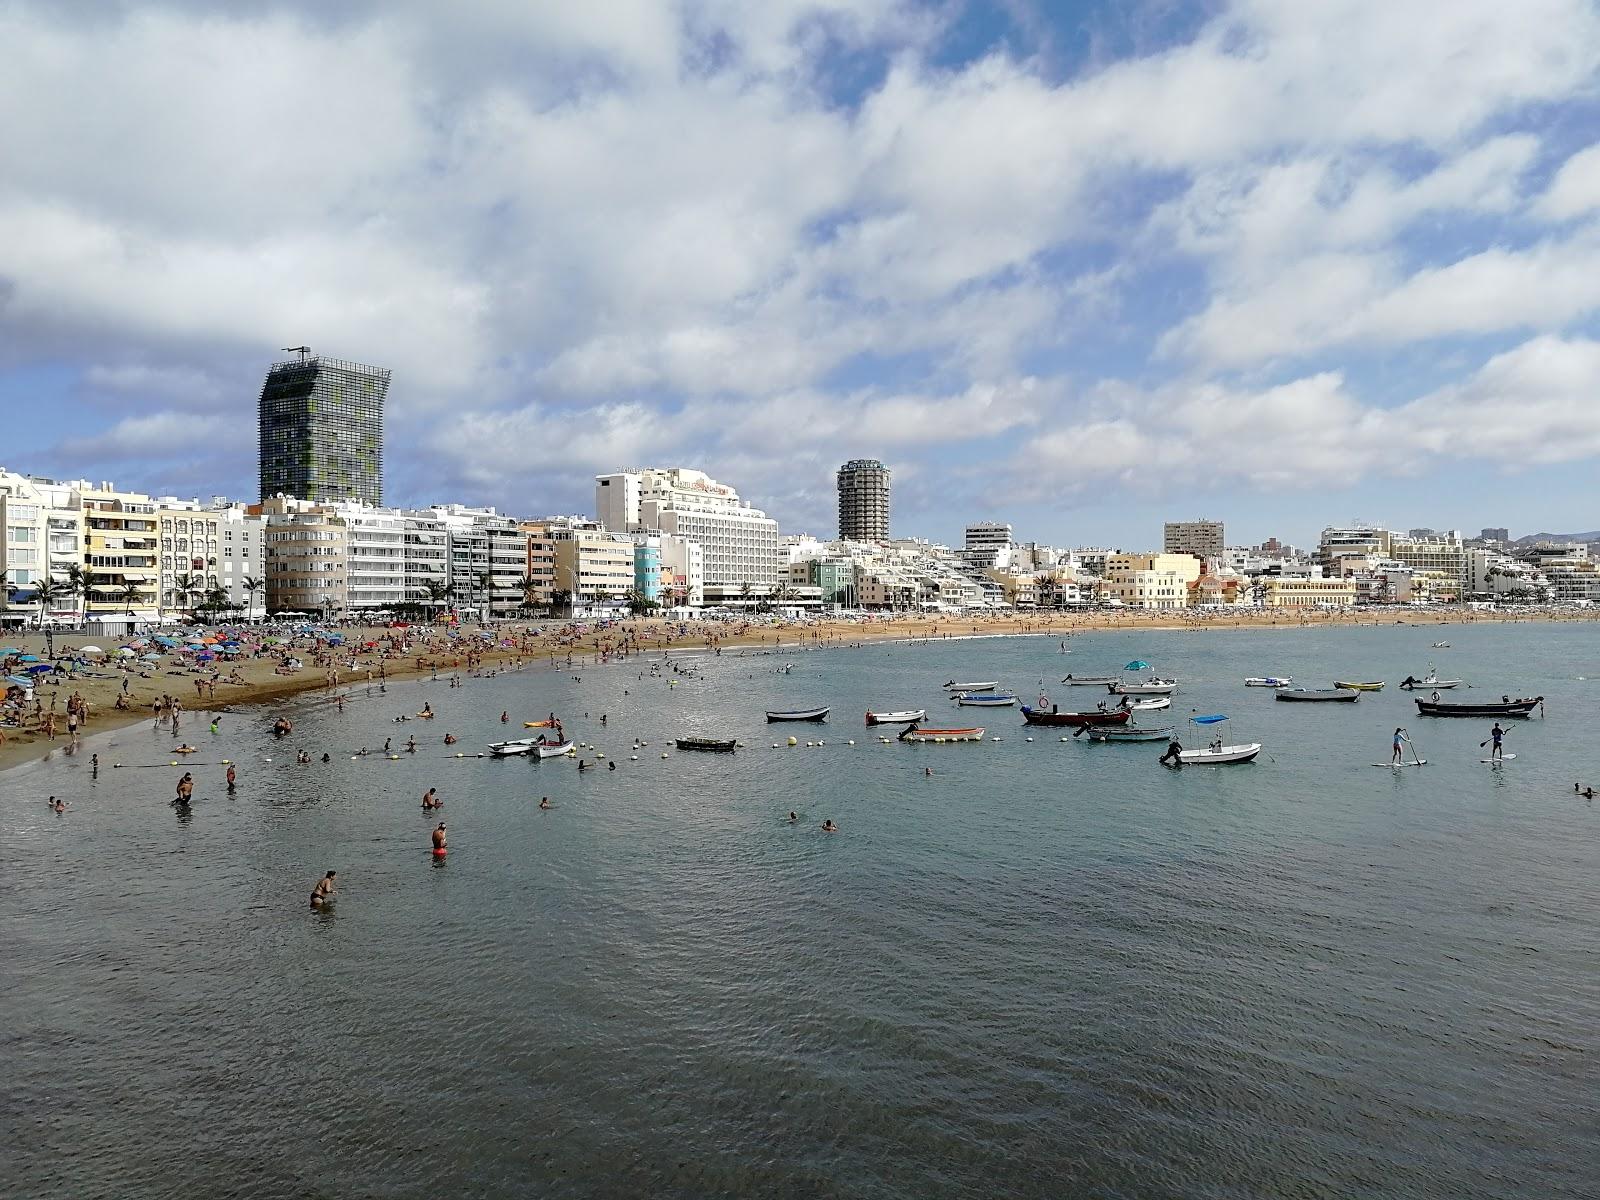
left=595, top=468, right=777, bottom=592
left=1104, top=553, right=1202, bottom=609
left=153, top=499, right=266, bottom=618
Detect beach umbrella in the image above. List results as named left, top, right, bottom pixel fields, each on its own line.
left=141, top=652, right=163, bottom=661
left=0, top=647, right=21, bottom=655
left=79, top=645, right=105, bottom=655
left=117, top=647, right=137, bottom=657
left=6, top=675, right=33, bottom=687
left=17, top=654, right=41, bottom=663
left=1124, top=660, right=1150, bottom=670
left=25, top=663, right=52, bottom=673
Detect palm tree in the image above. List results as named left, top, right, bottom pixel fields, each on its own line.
left=515, top=572, right=541, bottom=614
left=740, top=581, right=753, bottom=609
left=118, top=580, right=144, bottom=621
left=551, top=587, right=573, bottom=617
left=63, top=563, right=90, bottom=626
left=242, top=575, right=265, bottom=622
left=173, top=572, right=199, bottom=617
left=33, top=577, right=66, bottom=628
left=419, top=578, right=452, bottom=619
left=474, top=570, right=493, bottom=623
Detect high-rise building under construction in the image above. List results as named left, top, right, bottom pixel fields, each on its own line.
left=257, top=350, right=389, bottom=505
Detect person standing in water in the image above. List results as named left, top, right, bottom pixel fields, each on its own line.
left=226, top=763, right=237, bottom=792
left=431, top=823, right=447, bottom=852
left=309, top=870, right=337, bottom=908
left=422, top=787, right=440, bottom=810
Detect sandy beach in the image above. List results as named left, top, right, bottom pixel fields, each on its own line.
left=3, top=605, right=1594, bottom=775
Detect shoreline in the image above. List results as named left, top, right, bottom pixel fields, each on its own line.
left=4, top=607, right=1595, bottom=775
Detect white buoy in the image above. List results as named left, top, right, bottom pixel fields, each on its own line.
left=661, top=752, right=669, bottom=759
left=1025, top=737, right=1033, bottom=742
left=846, top=739, right=855, bottom=745
left=788, top=736, right=798, bottom=746
left=630, top=755, right=638, bottom=760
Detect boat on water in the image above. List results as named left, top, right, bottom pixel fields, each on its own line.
left=1275, top=688, right=1360, bottom=703
left=1020, top=705, right=1130, bottom=727
left=1399, top=665, right=1462, bottom=689
left=1415, top=695, right=1543, bottom=718
left=1334, top=680, right=1385, bottom=691
left=1175, top=714, right=1261, bottom=765
left=1061, top=674, right=1119, bottom=686
left=1108, top=679, right=1177, bottom=695
left=943, top=679, right=998, bottom=691
left=1432, top=641, right=1451, bottom=648
left=1084, top=724, right=1174, bottom=742
left=487, top=737, right=539, bottom=756
left=955, top=693, right=1017, bottom=707
left=1125, top=696, right=1171, bottom=711
left=898, top=722, right=985, bottom=742
left=766, top=707, right=830, bottom=722
left=674, top=737, right=737, bottom=752
left=534, top=739, right=575, bottom=758
left=1244, top=676, right=1293, bottom=687
left=865, top=709, right=927, bottom=725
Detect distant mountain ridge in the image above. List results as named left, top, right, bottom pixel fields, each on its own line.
left=1510, top=531, right=1600, bottom=545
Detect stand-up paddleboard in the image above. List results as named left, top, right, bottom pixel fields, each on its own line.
left=1481, top=754, right=1516, bottom=763
left=1373, top=760, right=1427, bottom=768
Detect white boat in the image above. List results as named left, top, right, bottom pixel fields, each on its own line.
left=1432, top=641, right=1450, bottom=648
left=1108, top=678, right=1177, bottom=695
left=1124, top=696, right=1171, bottom=711
left=1061, top=675, right=1119, bottom=685
left=955, top=693, right=1017, bottom=707
left=1174, top=714, right=1261, bottom=765
left=1400, top=665, right=1462, bottom=690
left=865, top=709, right=927, bottom=725
left=534, top=739, right=575, bottom=758
left=1243, top=676, right=1292, bottom=687
left=487, top=737, right=538, bottom=756
left=944, top=679, right=998, bottom=691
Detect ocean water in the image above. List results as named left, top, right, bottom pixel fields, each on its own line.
left=4, top=622, right=1599, bottom=1199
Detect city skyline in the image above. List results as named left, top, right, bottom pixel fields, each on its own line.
left=4, top=2, right=1600, bottom=546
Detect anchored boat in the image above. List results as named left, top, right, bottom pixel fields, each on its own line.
left=1176, top=714, right=1261, bottom=765
left=1061, top=674, right=1119, bottom=686
left=955, top=693, right=1017, bottom=707
left=1108, top=679, right=1178, bottom=695
left=1275, top=688, right=1360, bottom=703
left=1333, top=680, right=1385, bottom=691
left=766, top=707, right=830, bottom=722
left=943, top=679, right=998, bottom=691
left=898, top=722, right=985, bottom=742
left=674, top=737, right=737, bottom=752
left=1084, top=724, right=1174, bottom=742
left=1244, top=676, right=1293, bottom=687
left=1414, top=695, right=1543, bottom=718
left=865, top=709, right=927, bottom=725
left=1020, top=705, right=1130, bottom=727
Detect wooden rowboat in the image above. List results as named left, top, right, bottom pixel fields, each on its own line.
left=898, top=724, right=985, bottom=742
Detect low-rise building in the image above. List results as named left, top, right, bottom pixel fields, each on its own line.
left=1261, top=577, right=1357, bottom=607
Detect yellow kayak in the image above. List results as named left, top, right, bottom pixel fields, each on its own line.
left=1333, top=681, right=1385, bottom=691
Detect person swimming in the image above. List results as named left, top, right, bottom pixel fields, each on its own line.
left=49, top=796, right=66, bottom=812
left=443, top=733, right=457, bottom=745
left=786, top=811, right=798, bottom=822
left=539, top=796, right=552, bottom=809
left=821, top=819, right=838, bottom=833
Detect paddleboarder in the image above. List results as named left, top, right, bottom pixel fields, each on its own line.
left=1484, top=722, right=1507, bottom=761
left=1391, top=727, right=1410, bottom=765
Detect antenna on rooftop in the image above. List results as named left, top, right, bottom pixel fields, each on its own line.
left=281, top=345, right=312, bottom=364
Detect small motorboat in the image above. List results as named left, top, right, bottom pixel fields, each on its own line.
left=1333, top=681, right=1385, bottom=692
left=1399, top=665, right=1462, bottom=689
left=1174, top=715, right=1261, bottom=765
left=1020, top=705, right=1130, bottom=727
left=1244, top=676, right=1292, bottom=687
left=674, top=737, right=737, bottom=752
left=898, top=722, right=985, bottom=742
left=1123, top=696, right=1171, bottom=711
left=766, top=707, right=830, bottom=722
left=1108, top=679, right=1177, bottom=695
left=1061, top=675, right=1119, bottom=685
left=1275, top=689, right=1360, bottom=703
left=1414, top=695, right=1543, bottom=718
left=955, top=693, right=1017, bottom=707
left=534, top=739, right=575, bottom=758
left=1084, top=724, right=1174, bottom=742
left=1432, top=641, right=1451, bottom=648
left=487, top=737, right=538, bottom=756
left=943, top=680, right=998, bottom=691
left=865, top=709, right=927, bottom=725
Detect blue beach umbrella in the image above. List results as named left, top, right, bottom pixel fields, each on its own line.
left=18, top=654, right=41, bottom=663
left=0, top=647, right=21, bottom=655
left=6, top=675, right=33, bottom=687
left=141, top=652, right=163, bottom=661
left=24, top=663, right=53, bottom=673
left=1124, top=660, right=1150, bottom=671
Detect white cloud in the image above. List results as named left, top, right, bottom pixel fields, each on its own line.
left=55, top=411, right=231, bottom=461
left=1536, top=142, right=1600, bottom=222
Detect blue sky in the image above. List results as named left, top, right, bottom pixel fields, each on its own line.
left=3, top=0, right=1600, bottom=548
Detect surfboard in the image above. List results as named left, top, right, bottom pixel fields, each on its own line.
left=1481, top=754, right=1516, bottom=763
left=1372, top=760, right=1427, bottom=767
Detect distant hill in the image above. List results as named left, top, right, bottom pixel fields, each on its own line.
left=1511, top=531, right=1600, bottom=545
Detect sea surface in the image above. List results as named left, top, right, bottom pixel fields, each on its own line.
left=4, top=622, right=1599, bottom=1199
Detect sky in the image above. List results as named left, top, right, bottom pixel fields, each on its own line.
left=3, top=0, right=1600, bottom=550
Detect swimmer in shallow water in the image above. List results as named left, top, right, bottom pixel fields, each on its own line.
left=49, top=796, right=67, bottom=812
left=539, top=796, right=552, bottom=809
left=422, top=788, right=440, bottom=810
left=821, top=820, right=837, bottom=833
left=432, top=823, right=447, bottom=851
left=309, top=870, right=336, bottom=908
left=786, top=811, right=798, bottom=822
